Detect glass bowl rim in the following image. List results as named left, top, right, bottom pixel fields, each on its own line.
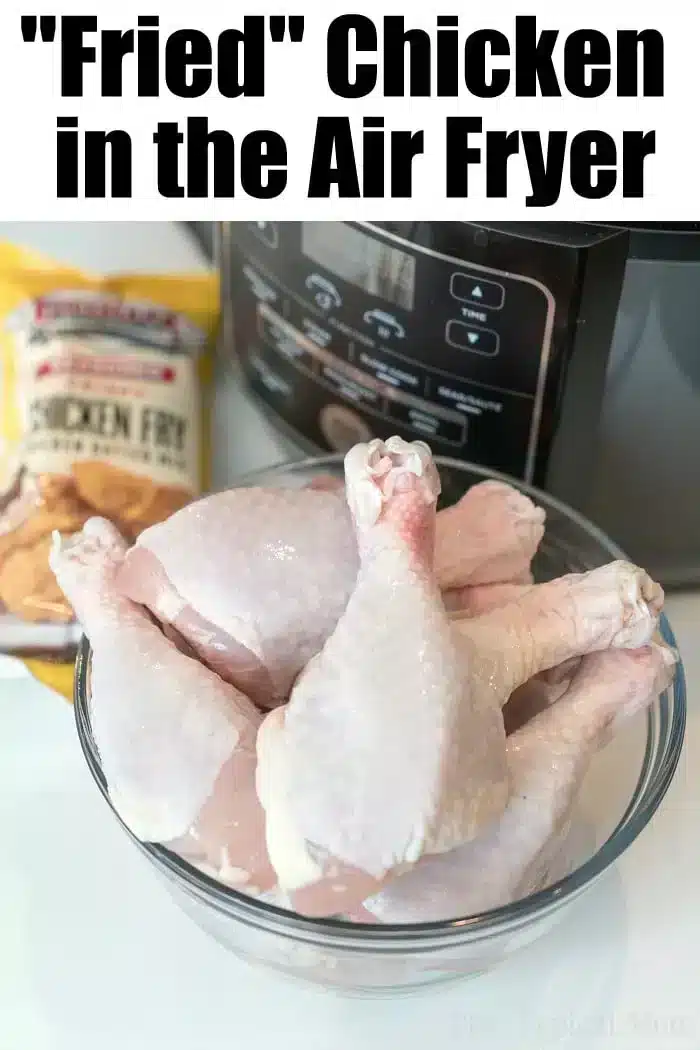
left=73, top=453, right=687, bottom=944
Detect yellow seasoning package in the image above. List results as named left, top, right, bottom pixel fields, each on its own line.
left=0, top=242, right=218, bottom=699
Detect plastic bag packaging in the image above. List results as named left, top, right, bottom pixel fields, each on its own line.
left=0, top=241, right=219, bottom=698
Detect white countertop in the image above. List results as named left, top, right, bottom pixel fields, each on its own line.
left=0, top=223, right=697, bottom=1050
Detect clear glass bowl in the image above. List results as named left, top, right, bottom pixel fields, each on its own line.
left=73, top=456, right=686, bottom=998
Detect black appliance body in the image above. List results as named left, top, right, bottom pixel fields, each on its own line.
left=214, top=221, right=700, bottom=587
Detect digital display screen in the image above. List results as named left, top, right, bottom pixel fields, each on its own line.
left=301, top=223, right=415, bottom=311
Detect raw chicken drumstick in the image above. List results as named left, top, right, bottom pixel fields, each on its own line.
left=502, top=658, right=582, bottom=737
left=445, top=580, right=575, bottom=735
left=451, top=561, right=664, bottom=711
left=435, top=479, right=545, bottom=589
left=50, top=517, right=276, bottom=894
left=445, top=580, right=533, bottom=618
left=116, top=471, right=546, bottom=710
left=361, top=641, right=677, bottom=923
left=445, top=571, right=661, bottom=735
left=255, top=437, right=510, bottom=917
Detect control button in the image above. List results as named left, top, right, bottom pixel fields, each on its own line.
left=319, top=363, right=381, bottom=407
left=258, top=310, right=315, bottom=370
left=242, top=264, right=278, bottom=304
left=248, top=349, right=293, bottom=400
left=445, top=320, right=500, bottom=356
left=362, top=308, right=406, bottom=340
left=450, top=273, right=505, bottom=310
left=354, top=346, right=424, bottom=396
left=426, top=375, right=535, bottom=479
left=248, top=221, right=278, bottom=249
left=286, top=299, right=353, bottom=361
left=386, top=399, right=466, bottom=446
left=429, top=378, right=510, bottom=417
left=301, top=318, right=333, bottom=348
left=305, top=273, right=343, bottom=312
left=319, top=403, right=374, bottom=452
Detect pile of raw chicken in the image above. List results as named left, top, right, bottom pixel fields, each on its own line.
left=51, top=436, right=676, bottom=924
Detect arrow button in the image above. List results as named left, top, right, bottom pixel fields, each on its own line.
left=450, top=272, right=505, bottom=310
left=445, top=320, right=500, bottom=356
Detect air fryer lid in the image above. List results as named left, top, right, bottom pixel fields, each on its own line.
left=589, top=223, right=700, bottom=260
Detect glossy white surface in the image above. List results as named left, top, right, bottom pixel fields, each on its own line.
left=0, top=223, right=697, bottom=1049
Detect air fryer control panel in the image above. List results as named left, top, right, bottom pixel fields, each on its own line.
left=223, top=221, right=629, bottom=497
